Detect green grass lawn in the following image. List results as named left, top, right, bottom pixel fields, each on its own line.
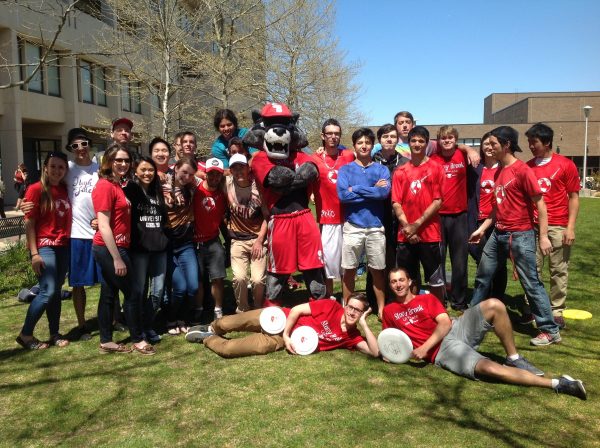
left=1, top=199, right=599, bottom=447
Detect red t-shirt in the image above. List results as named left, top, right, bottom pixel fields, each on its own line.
left=92, top=178, right=131, bottom=247
left=284, top=300, right=364, bottom=352
left=391, top=159, right=444, bottom=242
left=24, top=182, right=71, bottom=248
left=312, top=150, right=355, bottom=224
left=382, top=293, right=447, bottom=363
left=494, top=160, right=541, bottom=232
left=251, top=151, right=315, bottom=211
left=430, top=150, right=468, bottom=214
left=193, top=181, right=226, bottom=242
left=478, top=164, right=499, bottom=221
left=526, top=154, right=580, bottom=226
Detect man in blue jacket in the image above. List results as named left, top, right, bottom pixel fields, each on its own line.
left=337, top=127, right=391, bottom=319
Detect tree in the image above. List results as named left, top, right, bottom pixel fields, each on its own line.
left=265, top=0, right=365, bottom=149
left=0, top=0, right=81, bottom=90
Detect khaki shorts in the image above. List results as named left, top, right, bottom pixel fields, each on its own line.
left=341, top=222, right=386, bottom=270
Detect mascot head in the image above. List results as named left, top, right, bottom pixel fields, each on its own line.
left=243, top=102, right=308, bottom=160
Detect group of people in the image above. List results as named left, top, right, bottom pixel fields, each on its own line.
left=13, top=106, right=586, bottom=399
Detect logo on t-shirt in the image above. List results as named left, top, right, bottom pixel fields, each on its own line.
left=495, top=178, right=514, bottom=204
left=202, top=196, right=216, bottom=212
left=538, top=177, right=552, bottom=193
left=327, top=170, right=338, bottom=184
left=55, top=199, right=71, bottom=217
left=481, top=179, right=495, bottom=194
left=410, top=175, right=429, bottom=195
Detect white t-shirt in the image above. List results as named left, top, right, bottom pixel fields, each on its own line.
left=66, top=160, right=99, bottom=239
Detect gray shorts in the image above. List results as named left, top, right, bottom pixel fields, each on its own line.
left=196, top=238, right=226, bottom=281
left=434, top=304, right=492, bottom=380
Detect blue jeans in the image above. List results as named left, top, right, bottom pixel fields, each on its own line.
left=130, top=251, right=167, bottom=333
left=471, top=229, right=558, bottom=334
left=21, top=246, right=69, bottom=337
left=168, top=242, right=199, bottom=322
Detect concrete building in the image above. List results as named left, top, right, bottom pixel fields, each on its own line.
left=423, top=92, right=600, bottom=179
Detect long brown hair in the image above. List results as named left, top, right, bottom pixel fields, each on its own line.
left=40, top=151, right=68, bottom=214
left=99, top=144, right=132, bottom=182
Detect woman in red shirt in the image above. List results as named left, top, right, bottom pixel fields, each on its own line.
left=16, top=152, right=71, bottom=350
left=92, top=145, right=154, bottom=355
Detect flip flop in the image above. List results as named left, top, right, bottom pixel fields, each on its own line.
left=133, top=343, right=156, bottom=356
left=16, top=335, right=49, bottom=350
left=49, top=334, right=70, bottom=348
left=98, top=343, right=132, bottom=354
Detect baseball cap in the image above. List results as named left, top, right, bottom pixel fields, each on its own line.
left=206, top=157, right=224, bottom=173
left=112, top=117, right=133, bottom=131
left=67, top=127, right=90, bottom=144
left=490, top=126, right=522, bottom=153
left=229, top=153, right=248, bottom=166
left=260, top=102, right=292, bottom=118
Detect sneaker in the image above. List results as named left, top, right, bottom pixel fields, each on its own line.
left=530, top=331, right=562, bottom=346
left=555, top=375, right=587, bottom=400
left=185, top=328, right=214, bottom=343
left=17, top=288, right=36, bottom=303
left=554, top=315, right=566, bottom=329
left=504, top=356, right=544, bottom=376
left=188, top=324, right=211, bottom=333
left=214, top=308, right=223, bottom=320
left=76, top=326, right=92, bottom=341
left=145, top=330, right=161, bottom=344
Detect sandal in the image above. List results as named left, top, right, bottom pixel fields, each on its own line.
left=167, top=323, right=181, bottom=335
left=49, top=334, right=70, bottom=348
left=16, top=335, right=49, bottom=350
left=99, top=343, right=132, bottom=354
left=177, top=321, right=189, bottom=334
left=133, top=342, right=156, bottom=356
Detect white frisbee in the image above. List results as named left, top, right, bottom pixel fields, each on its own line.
left=378, top=328, right=413, bottom=364
left=290, top=326, right=319, bottom=355
left=259, top=307, right=287, bottom=335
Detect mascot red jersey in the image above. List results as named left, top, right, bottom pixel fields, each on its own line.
left=245, top=102, right=326, bottom=303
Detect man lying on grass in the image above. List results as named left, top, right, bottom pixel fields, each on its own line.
left=185, top=294, right=379, bottom=358
left=381, top=267, right=586, bottom=400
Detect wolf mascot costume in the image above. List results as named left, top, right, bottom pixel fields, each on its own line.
left=244, top=102, right=326, bottom=303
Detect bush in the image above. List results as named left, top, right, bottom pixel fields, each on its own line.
left=0, top=242, right=37, bottom=297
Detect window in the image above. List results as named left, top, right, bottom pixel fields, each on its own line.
left=21, top=42, right=43, bottom=93
left=47, top=51, right=61, bottom=96
left=78, top=60, right=108, bottom=106
left=80, top=61, right=93, bottom=103
left=121, top=76, right=142, bottom=114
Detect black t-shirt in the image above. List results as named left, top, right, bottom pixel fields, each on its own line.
left=124, top=181, right=169, bottom=252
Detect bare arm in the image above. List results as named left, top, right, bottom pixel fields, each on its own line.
left=282, top=302, right=312, bottom=354
left=563, top=192, right=579, bottom=246
left=251, top=213, right=268, bottom=260
left=532, top=194, right=552, bottom=256
left=25, top=218, right=44, bottom=276
left=469, top=209, right=496, bottom=244
left=411, top=313, right=452, bottom=360
left=97, top=211, right=127, bottom=276
left=457, top=144, right=480, bottom=168
left=355, top=307, right=379, bottom=357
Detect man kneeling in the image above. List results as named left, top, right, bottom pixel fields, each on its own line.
left=186, top=294, right=379, bottom=358
left=381, top=267, right=586, bottom=400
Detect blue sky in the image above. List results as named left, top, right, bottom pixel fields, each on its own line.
left=335, top=0, right=600, bottom=126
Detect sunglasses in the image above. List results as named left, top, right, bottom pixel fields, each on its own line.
left=69, top=141, right=89, bottom=150
left=113, top=158, right=131, bottom=164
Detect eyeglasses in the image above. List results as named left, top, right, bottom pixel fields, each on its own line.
left=346, top=304, right=365, bottom=314
left=69, top=141, right=89, bottom=150
left=113, top=158, right=131, bottom=164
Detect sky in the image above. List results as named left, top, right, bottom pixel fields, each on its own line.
left=334, top=0, right=600, bottom=126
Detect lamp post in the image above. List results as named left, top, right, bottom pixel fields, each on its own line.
left=582, top=105, right=592, bottom=189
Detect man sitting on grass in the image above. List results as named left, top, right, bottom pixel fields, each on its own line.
left=381, top=267, right=586, bottom=400
left=185, top=294, right=379, bottom=359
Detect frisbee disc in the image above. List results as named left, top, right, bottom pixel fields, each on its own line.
left=291, top=326, right=319, bottom=355
left=563, top=309, right=592, bottom=320
left=259, top=307, right=287, bottom=334
left=378, top=328, right=413, bottom=364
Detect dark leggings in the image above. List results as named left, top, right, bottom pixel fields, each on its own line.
left=93, top=245, right=142, bottom=344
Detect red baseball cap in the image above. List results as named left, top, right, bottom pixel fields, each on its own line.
left=260, top=102, right=292, bottom=118
left=112, top=117, right=133, bottom=131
